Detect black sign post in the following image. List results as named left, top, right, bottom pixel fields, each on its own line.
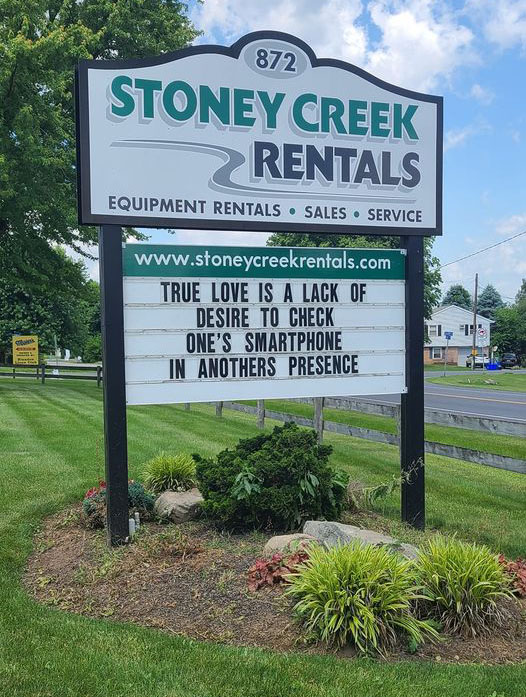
left=99, top=224, right=129, bottom=545
left=400, top=236, right=425, bottom=529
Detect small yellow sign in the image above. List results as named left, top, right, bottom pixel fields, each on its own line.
left=12, top=335, right=39, bottom=365
left=471, top=348, right=478, bottom=356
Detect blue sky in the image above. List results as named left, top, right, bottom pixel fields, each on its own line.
left=93, top=0, right=526, bottom=302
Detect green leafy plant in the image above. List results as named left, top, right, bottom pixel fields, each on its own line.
left=248, top=550, right=310, bottom=591
left=498, top=555, right=526, bottom=597
left=417, top=536, right=514, bottom=636
left=81, top=480, right=155, bottom=529
left=194, top=422, right=347, bottom=531
left=286, top=542, right=438, bottom=655
left=231, top=467, right=262, bottom=501
left=142, top=452, right=196, bottom=493
left=347, top=465, right=418, bottom=512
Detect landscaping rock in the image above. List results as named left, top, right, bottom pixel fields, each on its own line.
left=154, top=488, right=203, bottom=523
left=262, top=533, right=315, bottom=557
left=303, top=521, right=418, bottom=559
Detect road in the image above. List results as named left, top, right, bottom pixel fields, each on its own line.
left=363, top=375, right=526, bottom=422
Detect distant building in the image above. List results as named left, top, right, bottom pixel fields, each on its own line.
left=424, top=305, right=492, bottom=366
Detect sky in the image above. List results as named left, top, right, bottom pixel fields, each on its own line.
left=81, top=0, right=526, bottom=303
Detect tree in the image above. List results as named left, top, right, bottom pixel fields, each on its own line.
left=0, top=247, right=96, bottom=361
left=477, top=284, right=505, bottom=321
left=492, top=307, right=520, bottom=355
left=441, top=284, right=472, bottom=310
left=267, top=233, right=442, bottom=320
left=515, top=278, right=526, bottom=304
left=0, top=0, right=199, bottom=275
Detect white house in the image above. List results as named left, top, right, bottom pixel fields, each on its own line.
left=424, top=304, right=492, bottom=366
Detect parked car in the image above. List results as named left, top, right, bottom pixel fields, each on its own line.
left=500, top=352, right=517, bottom=368
left=465, top=355, right=489, bottom=368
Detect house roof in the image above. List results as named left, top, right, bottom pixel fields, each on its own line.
left=430, top=304, right=492, bottom=323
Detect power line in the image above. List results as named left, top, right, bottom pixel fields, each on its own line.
left=440, top=229, right=526, bottom=268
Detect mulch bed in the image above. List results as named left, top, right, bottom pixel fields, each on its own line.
left=24, top=506, right=526, bottom=664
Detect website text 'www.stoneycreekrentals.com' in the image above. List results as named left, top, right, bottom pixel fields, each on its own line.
left=132, top=249, right=393, bottom=273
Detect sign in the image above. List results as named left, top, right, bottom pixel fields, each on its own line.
left=12, top=335, right=39, bottom=365
left=123, top=245, right=406, bottom=404
left=76, top=31, right=442, bottom=236
left=444, top=331, right=453, bottom=340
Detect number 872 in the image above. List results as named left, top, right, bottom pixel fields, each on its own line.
left=256, top=48, right=297, bottom=73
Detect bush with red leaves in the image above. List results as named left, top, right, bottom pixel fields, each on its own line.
left=84, top=480, right=106, bottom=499
left=499, top=555, right=526, bottom=597
left=248, top=550, right=309, bottom=591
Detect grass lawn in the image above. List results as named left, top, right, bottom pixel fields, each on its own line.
left=245, top=399, right=526, bottom=460
left=1, top=379, right=526, bottom=696
left=428, top=372, right=526, bottom=392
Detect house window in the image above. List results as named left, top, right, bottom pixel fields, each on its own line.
left=432, top=347, right=442, bottom=359
left=429, top=324, right=438, bottom=337
left=461, top=324, right=475, bottom=335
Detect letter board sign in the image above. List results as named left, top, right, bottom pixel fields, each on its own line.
left=123, top=245, right=406, bottom=404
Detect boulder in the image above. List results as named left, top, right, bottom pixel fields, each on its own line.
left=262, top=533, right=315, bottom=557
left=154, top=488, right=203, bottom=523
left=303, top=521, right=418, bottom=559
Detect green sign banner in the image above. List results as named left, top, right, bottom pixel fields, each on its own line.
left=122, top=244, right=405, bottom=280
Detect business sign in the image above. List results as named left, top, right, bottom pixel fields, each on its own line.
left=12, top=335, right=39, bottom=365
left=76, top=31, right=442, bottom=236
left=123, top=245, right=406, bottom=405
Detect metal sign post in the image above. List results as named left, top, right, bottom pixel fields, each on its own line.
left=98, top=225, right=129, bottom=545
left=400, top=236, right=425, bottom=529
left=443, top=330, right=453, bottom=376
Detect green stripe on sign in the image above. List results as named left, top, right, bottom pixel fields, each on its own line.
left=122, top=245, right=405, bottom=280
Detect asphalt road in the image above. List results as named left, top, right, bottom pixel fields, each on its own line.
left=363, top=376, right=526, bottom=422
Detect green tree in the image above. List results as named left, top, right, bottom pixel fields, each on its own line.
left=515, top=278, right=526, bottom=304
left=0, top=0, right=199, bottom=275
left=441, top=284, right=472, bottom=310
left=267, top=233, right=442, bottom=320
left=492, top=307, right=521, bottom=356
left=0, top=247, right=95, bottom=361
left=477, top=284, right=505, bottom=321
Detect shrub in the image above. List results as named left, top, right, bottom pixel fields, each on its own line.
left=417, top=536, right=514, bottom=636
left=142, top=452, right=196, bottom=493
left=248, top=549, right=310, bottom=591
left=285, top=542, right=437, bottom=654
left=498, top=555, right=526, bottom=597
left=83, top=334, right=102, bottom=362
left=194, top=422, right=347, bottom=531
left=81, top=480, right=155, bottom=529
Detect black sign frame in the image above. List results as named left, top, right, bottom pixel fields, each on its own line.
left=76, top=31, right=443, bottom=237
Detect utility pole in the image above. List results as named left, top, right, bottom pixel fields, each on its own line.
left=471, top=273, right=478, bottom=371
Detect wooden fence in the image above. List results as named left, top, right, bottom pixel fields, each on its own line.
left=219, top=400, right=526, bottom=475
left=0, top=364, right=102, bottom=386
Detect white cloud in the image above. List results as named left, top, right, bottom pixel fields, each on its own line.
left=192, top=0, right=367, bottom=64
left=192, top=0, right=475, bottom=91
left=365, top=1, right=475, bottom=91
left=444, top=121, right=491, bottom=151
left=495, top=213, right=526, bottom=236
left=469, top=83, right=494, bottom=104
left=469, top=0, right=526, bottom=51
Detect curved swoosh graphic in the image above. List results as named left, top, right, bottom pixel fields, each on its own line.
left=112, top=139, right=416, bottom=204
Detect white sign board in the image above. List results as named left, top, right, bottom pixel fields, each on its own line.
left=77, top=32, right=442, bottom=236
left=123, top=245, right=406, bottom=405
